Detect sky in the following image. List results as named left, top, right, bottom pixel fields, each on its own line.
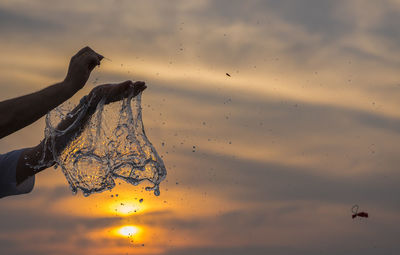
left=1, top=0, right=400, bottom=254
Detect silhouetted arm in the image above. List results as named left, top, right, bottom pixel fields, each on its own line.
left=15, top=81, right=146, bottom=184
left=0, top=46, right=103, bottom=139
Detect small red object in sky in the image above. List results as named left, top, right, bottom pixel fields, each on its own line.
left=351, top=205, right=369, bottom=219
left=352, top=212, right=369, bottom=219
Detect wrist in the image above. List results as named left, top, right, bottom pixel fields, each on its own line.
left=62, top=78, right=81, bottom=96
left=85, top=93, right=100, bottom=114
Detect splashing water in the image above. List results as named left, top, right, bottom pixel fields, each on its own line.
left=39, top=92, right=166, bottom=196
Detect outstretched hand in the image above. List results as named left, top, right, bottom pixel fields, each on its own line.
left=88, top=80, right=147, bottom=106
left=64, top=46, right=104, bottom=93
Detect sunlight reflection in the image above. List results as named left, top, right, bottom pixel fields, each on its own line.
left=109, top=200, right=146, bottom=216
left=115, top=225, right=141, bottom=238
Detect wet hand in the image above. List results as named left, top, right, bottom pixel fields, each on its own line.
left=64, top=46, right=104, bottom=92
left=89, top=80, right=147, bottom=106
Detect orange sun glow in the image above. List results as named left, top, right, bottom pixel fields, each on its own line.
left=117, top=225, right=140, bottom=237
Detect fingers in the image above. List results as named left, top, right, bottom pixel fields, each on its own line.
left=90, top=81, right=146, bottom=105
left=132, top=81, right=146, bottom=87
left=75, top=46, right=103, bottom=59
left=125, top=81, right=146, bottom=93
left=118, top=80, right=146, bottom=91
left=87, top=54, right=101, bottom=71
left=84, top=53, right=103, bottom=71
left=73, top=46, right=104, bottom=71
left=116, top=80, right=146, bottom=98
left=132, top=81, right=147, bottom=94
left=75, top=46, right=91, bottom=57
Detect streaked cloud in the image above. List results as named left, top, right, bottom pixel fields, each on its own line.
left=1, top=0, right=400, bottom=254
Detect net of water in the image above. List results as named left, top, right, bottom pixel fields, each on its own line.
left=41, top=92, right=166, bottom=196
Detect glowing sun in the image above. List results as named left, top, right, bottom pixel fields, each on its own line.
left=117, top=225, right=139, bottom=237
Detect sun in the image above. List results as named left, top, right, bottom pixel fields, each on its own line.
left=117, top=225, right=140, bottom=237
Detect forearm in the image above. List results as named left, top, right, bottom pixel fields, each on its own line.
left=0, top=80, right=76, bottom=139
left=16, top=145, right=47, bottom=185
left=51, top=95, right=98, bottom=153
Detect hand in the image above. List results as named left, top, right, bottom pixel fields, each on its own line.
left=88, top=80, right=147, bottom=106
left=64, top=46, right=104, bottom=93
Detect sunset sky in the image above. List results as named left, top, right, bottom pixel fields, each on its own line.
left=1, top=0, right=400, bottom=254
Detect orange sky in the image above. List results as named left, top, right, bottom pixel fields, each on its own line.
left=1, top=0, right=400, bottom=254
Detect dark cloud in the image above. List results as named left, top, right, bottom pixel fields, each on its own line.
left=140, top=80, right=400, bottom=211
left=163, top=244, right=399, bottom=255
left=167, top=149, right=400, bottom=212
left=0, top=203, right=127, bottom=254
left=163, top=246, right=311, bottom=255
left=374, top=5, right=400, bottom=49
left=0, top=207, right=121, bottom=232
left=189, top=0, right=350, bottom=38
left=263, top=0, right=351, bottom=37
left=32, top=185, right=73, bottom=201
left=148, top=79, right=400, bottom=136
left=0, top=7, right=61, bottom=34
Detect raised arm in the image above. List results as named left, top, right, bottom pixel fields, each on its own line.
left=15, top=81, right=147, bottom=184
left=0, top=46, right=103, bottom=139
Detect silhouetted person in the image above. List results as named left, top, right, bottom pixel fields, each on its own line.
left=0, top=47, right=146, bottom=198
